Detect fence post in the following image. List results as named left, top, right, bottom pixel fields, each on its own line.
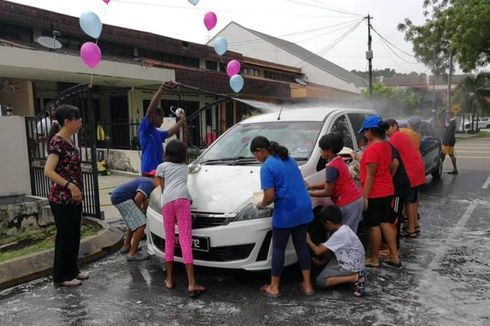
left=86, top=87, right=102, bottom=219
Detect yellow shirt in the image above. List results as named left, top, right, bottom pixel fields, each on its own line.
left=400, top=128, right=421, bottom=149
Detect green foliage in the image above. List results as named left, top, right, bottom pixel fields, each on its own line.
left=453, top=72, right=490, bottom=114
left=363, top=83, right=420, bottom=115
left=399, top=0, right=490, bottom=72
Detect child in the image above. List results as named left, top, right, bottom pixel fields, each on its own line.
left=156, top=140, right=205, bottom=298
left=111, top=174, right=159, bottom=261
left=306, top=205, right=367, bottom=297
left=309, top=133, right=364, bottom=233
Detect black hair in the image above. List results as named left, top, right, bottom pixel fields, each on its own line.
left=317, top=205, right=343, bottom=225
left=356, top=133, right=368, bottom=146
left=165, top=139, right=187, bottom=163
left=47, top=104, right=81, bottom=143
left=318, top=133, right=343, bottom=153
left=366, top=127, right=385, bottom=138
left=250, top=136, right=289, bottom=161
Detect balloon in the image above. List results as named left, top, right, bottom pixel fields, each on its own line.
left=80, top=42, right=102, bottom=69
left=213, top=37, right=228, bottom=56
left=226, top=60, right=241, bottom=77
left=187, top=0, right=199, bottom=5
left=203, top=11, right=217, bottom=31
left=80, top=11, right=103, bottom=39
left=229, top=74, right=244, bottom=93
left=102, top=0, right=111, bottom=4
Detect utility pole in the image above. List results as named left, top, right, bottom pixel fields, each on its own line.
left=366, top=14, right=373, bottom=96
left=447, top=47, right=453, bottom=112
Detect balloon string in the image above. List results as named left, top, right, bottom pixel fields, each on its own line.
left=89, top=74, right=94, bottom=88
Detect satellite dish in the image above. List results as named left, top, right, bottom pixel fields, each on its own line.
left=36, top=31, right=62, bottom=50
left=295, top=78, right=307, bottom=86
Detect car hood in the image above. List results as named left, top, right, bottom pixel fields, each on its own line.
left=188, top=165, right=261, bottom=213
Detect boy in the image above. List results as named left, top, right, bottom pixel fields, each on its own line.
left=306, top=205, right=367, bottom=297
left=111, top=173, right=159, bottom=261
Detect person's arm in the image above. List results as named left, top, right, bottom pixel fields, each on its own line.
left=146, top=82, right=166, bottom=121
left=306, top=233, right=329, bottom=256
left=166, top=113, right=186, bottom=137
left=390, top=158, right=399, bottom=177
left=363, top=163, right=377, bottom=209
left=257, top=188, right=274, bottom=209
left=133, top=191, right=146, bottom=211
left=44, top=154, right=82, bottom=202
left=157, top=177, right=165, bottom=193
left=307, top=182, right=325, bottom=191
left=309, top=182, right=334, bottom=197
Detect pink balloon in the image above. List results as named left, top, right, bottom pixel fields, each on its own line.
left=226, top=60, right=241, bottom=77
left=102, top=0, right=111, bottom=4
left=203, top=11, right=217, bottom=31
left=80, top=42, right=101, bottom=69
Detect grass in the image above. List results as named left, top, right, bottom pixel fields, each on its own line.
left=0, top=222, right=102, bottom=263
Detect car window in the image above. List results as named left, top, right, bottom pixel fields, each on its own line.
left=330, top=115, right=354, bottom=149
left=348, top=113, right=367, bottom=148
left=197, top=121, right=323, bottom=164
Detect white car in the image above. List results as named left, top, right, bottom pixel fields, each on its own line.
left=146, top=106, right=374, bottom=271
left=464, top=117, right=490, bottom=130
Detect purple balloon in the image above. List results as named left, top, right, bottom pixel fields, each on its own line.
left=204, top=11, right=217, bottom=31
left=80, top=42, right=101, bottom=69
left=226, top=60, right=241, bottom=77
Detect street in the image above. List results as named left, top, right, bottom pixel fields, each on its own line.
left=0, top=135, right=489, bottom=326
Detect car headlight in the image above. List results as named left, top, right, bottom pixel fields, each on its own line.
left=233, top=203, right=273, bottom=222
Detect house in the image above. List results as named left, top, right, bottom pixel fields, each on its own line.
left=208, top=21, right=367, bottom=98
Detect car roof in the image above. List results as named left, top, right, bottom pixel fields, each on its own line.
left=241, top=107, right=373, bottom=123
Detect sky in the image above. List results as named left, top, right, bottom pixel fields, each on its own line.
left=8, top=0, right=433, bottom=74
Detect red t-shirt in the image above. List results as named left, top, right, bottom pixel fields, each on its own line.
left=389, top=130, right=426, bottom=187
left=327, top=156, right=362, bottom=206
left=360, top=142, right=394, bottom=198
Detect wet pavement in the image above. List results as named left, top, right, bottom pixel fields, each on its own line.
left=1, top=136, right=489, bottom=325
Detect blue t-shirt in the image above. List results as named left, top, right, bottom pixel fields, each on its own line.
left=110, top=177, right=155, bottom=205
left=260, top=155, right=313, bottom=228
left=139, top=116, right=169, bottom=173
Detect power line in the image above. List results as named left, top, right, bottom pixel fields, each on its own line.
left=281, top=0, right=363, bottom=17
left=317, top=18, right=365, bottom=57
left=370, top=25, right=416, bottom=58
left=373, top=30, right=418, bottom=64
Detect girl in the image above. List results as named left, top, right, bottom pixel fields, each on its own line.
left=156, top=140, right=205, bottom=298
left=358, top=115, right=400, bottom=268
left=250, top=136, right=314, bottom=298
left=44, top=105, right=88, bottom=287
left=309, top=133, right=364, bottom=233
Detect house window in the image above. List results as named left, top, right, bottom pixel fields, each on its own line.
left=243, top=68, right=259, bottom=77
left=205, top=60, right=218, bottom=71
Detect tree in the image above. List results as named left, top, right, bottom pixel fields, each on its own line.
left=398, top=0, right=490, bottom=73
left=363, top=83, right=421, bottom=116
left=453, top=73, right=490, bottom=130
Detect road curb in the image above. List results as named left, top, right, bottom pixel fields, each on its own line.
left=0, top=217, right=123, bottom=290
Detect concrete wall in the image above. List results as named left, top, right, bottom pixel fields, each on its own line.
left=213, top=23, right=360, bottom=94
left=0, top=116, right=31, bottom=196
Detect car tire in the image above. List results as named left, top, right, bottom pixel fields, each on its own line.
left=431, top=154, right=443, bottom=179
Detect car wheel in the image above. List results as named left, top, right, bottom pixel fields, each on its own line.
left=431, top=154, right=443, bottom=179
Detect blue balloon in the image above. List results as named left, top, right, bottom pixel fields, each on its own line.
left=229, top=74, right=244, bottom=93
left=213, top=37, right=228, bottom=56
left=80, top=11, right=102, bottom=39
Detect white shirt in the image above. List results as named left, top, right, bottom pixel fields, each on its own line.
left=36, top=117, right=52, bottom=138
left=323, top=225, right=365, bottom=272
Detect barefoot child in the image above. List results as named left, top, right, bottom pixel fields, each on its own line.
left=306, top=205, right=367, bottom=297
left=156, top=140, right=205, bottom=298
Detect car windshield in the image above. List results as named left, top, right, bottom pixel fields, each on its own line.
left=197, top=121, right=323, bottom=165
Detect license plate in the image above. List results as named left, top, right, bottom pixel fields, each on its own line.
left=175, top=235, right=210, bottom=252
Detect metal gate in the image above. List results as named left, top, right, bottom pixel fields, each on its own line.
left=25, top=83, right=101, bottom=218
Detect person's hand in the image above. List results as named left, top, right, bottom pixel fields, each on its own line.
left=256, top=202, right=264, bottom=210
left=68, top=183, right=82, bottom=202
left=306, top=232, right=312, bottom=244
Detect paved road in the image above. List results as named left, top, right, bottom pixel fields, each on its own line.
left=1, top=136, right=489, bottom=326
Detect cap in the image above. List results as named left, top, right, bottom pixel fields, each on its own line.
left=359, top=115, right=382, bottom=133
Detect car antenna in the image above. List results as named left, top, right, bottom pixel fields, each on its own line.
left=277, top=103, right=284, bottom=121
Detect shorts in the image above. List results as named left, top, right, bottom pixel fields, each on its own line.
left=315, top=258, right=357, bottom=288
left=406, top=186, right=420, bottom=204
left=114, top=199, right=146, bottom=231
left=391, top=194, right=407, bottom=223
left=442, top=145, right=455, bottom=155
left=363, top=196, right=393, bottom=227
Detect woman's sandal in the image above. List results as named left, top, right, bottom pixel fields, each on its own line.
left=415, top=225, right=421, bottom=235
left=260, top=284, right=280, bottom=298
left=400, top=228, right=417, bottom=239
left=354, top=270, right=367, bottom=297
left=365, top=259, right=380, bottom=268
